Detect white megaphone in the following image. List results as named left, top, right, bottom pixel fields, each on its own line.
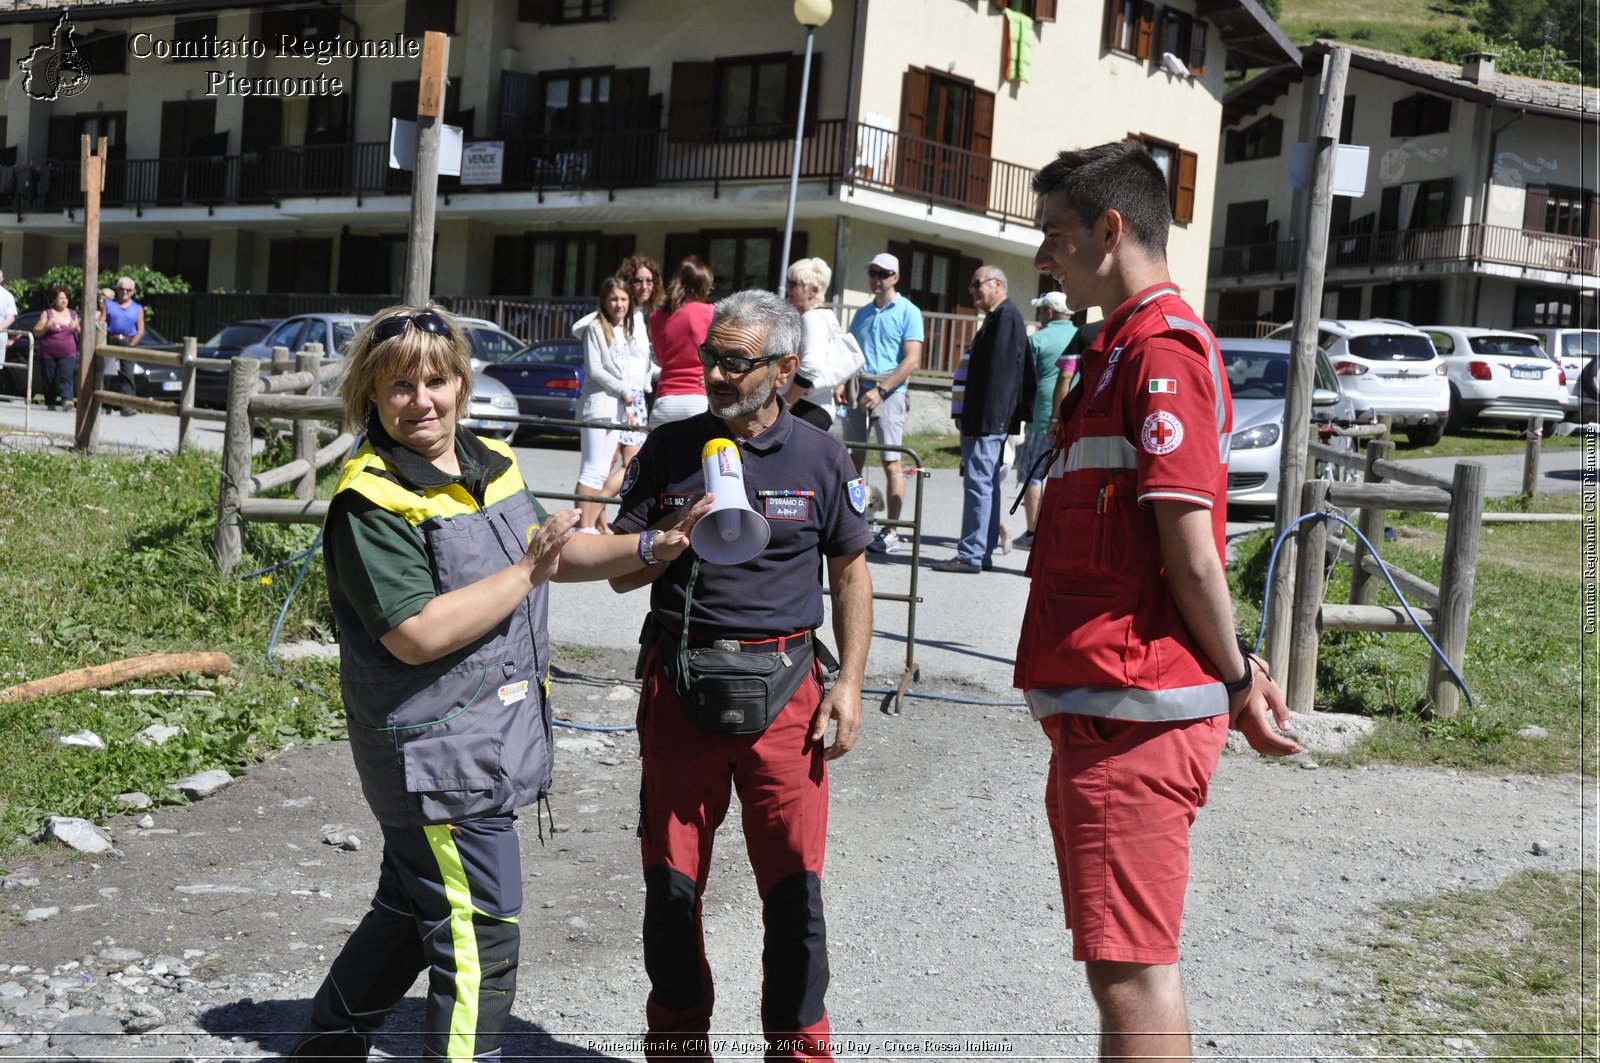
left=690, top=437, right=770, bottom=565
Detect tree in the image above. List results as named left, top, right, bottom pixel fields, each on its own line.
left=9, top=265, right=189, bottom=318
left=1472, top=0, right=1593, bottom=84
left=1417, top=27, right=1585, bottom=84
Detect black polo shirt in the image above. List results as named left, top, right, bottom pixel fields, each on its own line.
left=613, top=405, right=873, bottom=640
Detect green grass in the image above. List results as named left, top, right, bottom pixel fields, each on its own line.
left=1395, top=423, right=1582, bottom=460
left=900, top=430, right=963, bottom=470
left=1329, top=869, right=1597, bottom=1057
left=0, top=448, right=343, bottom=853
left=1278, top=0, right=1469, bottom=54
left=1231, top=492, right=1590, bottom=774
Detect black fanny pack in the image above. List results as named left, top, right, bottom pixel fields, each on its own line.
left=640, top=558, right=836, bottom=735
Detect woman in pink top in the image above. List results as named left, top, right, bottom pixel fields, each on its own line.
left=647, top=256, right=714, bottom=427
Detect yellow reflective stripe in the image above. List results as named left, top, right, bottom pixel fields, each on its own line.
left=425, top=824, right=483, bottom=1063
left=479, top=438, right=529, bottom=508
left=331, top=442, right=530, bottom=527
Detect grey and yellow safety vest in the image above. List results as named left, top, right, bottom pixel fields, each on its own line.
left=325, top=429, right=553, bottom=827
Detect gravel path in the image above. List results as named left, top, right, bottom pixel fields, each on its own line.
left=0, top=648, right=1586, bottom=1062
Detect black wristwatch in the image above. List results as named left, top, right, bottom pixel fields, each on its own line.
left=638, top=529, right=662, bottom=566
left=1223, top=635, right=1254, bottom=696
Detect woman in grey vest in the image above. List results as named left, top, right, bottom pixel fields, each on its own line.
left=292, top=305, right=705, bottom=1063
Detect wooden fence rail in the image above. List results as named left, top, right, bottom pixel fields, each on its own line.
left=1286, top=437, right=1485, bottom=718
left=215, top=345, right=355, bottom=573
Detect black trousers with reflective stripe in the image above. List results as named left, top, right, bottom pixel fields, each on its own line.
left=303, top=816, right=523, bottom=1062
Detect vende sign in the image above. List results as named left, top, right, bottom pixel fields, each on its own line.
left=461, top=141, right=504, bottom=186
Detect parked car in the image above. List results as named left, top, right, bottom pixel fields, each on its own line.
left=0, top=311, right=182, bottom=402
left=1264, top=319, right=1450, bottom=445
left=227, top=311, right=519, bottom=439
left=239, top=313, right=364, bottom=362
left=482, top=339, right=586, bottom=435
left=1220, top=338, right=1354, bottom=509
left=193, top=318, right=281, bottom=409
left=1518, top=326, right=1600, bottom=421
left=457, top=316, right=527, bottom=364
left=1420, top=325, right=1566, bottom=432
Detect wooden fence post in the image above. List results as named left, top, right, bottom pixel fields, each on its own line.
left=214, top=357, right=258, bottom=574
left=1430, top=461, right=1486, bottom=718
left=294, top=350, right=320, bottom=501
left=177, top=336, right=198, bottom=452
left=1350, top=438, right=1393, bottom=605
left=1286, top=478, right=1330, bottom=713
left=1522, top=416, right=1542, bottom=499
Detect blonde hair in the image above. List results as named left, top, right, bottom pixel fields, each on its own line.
left=595, top=276, right=633, bottom=348
left=337, top=304, right=473, bottom=433
left=786, top=257, right=832, bottom=299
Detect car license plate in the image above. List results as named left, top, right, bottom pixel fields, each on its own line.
left=162, top=380, right=182, bottom=391
left=1511, top=368, right=1542, bottom=380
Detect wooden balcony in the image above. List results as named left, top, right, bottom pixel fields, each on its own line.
left=2, top=120, right=1040, bottom=228
left=1210, top=223, right=1599, bottom=280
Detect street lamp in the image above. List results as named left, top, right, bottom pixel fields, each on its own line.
left=777, top=0, right=832, bottom=294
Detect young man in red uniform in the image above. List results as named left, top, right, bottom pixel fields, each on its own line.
left=1016, top=142, right=1302, bottom=1061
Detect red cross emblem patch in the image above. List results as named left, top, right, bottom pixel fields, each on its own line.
left=1141, top=410, right=1184, bottom=455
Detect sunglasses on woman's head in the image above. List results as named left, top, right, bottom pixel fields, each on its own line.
left=371, top=310, right=454, bottom=344
left=697, top=343, right=782, bottom=375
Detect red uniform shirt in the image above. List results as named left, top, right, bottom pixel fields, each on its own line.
left=1013, top=284, right=1234, bottom=720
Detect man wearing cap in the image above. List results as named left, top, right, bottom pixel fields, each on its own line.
left=1015, top=292, right=1077, bottom=548
left=845, top=252, right=923, bottom=555
left=610, top=289, right=873, bottom=1061
left=933, top=265, right=1027, bottom=574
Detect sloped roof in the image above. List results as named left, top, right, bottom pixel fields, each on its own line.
left=1310, top=40, right=1597, bottom=120
left=1196, top=0, right=1301, bottom=70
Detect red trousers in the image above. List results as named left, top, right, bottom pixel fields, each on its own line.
left=636, top=648, right=833, bottom=1062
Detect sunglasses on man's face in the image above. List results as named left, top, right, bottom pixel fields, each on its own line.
left=371, top=310, right=454, bottom=345
left=867, top=269, right=894, bottom=280
left=698, top=343, right=782, bottom=375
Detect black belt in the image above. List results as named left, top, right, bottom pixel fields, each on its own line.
left=662, top=625, right=813, bottom=651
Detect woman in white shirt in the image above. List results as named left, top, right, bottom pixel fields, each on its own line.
left=784, top=257, right=846, bottom=431
left=573, top=277, right=651, bottom=530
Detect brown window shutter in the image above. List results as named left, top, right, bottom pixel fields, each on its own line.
left=1035, top=0, right=1058, bottom=21
left=1522, top=185, right=1549, bottom=231
left=1174, top=149, right=1198, bottom=224
left=517, top=0, right=554, bottom=23
left=970, top=88, right=995, bottom=157
left=1136, top=2, right=1155, bottom=60
left=900, top=68, right=930, bottom=139
left=1000, top=17, right=1012, bottom=81
left=1106, top=0, right=1120, bottom=50
left=668, top=62, right=715, bottom=142
left=1187, top=21, right=1207, bottom=73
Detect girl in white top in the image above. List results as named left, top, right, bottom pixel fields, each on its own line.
left=574, top=277, right=651, bottom=530
left=784, top=256, right=844, bottom=431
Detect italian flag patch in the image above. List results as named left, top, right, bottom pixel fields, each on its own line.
left=1149, top=378, right=1178, bottom=394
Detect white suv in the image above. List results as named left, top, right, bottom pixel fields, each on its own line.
left=1420, top=326, right=1566, bottom=432
left=1518, top=327, right=1600, bottom=420
left=1265, top=319, right=1450, bottom=445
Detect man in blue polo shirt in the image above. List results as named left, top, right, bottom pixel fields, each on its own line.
left=610, top=289, right=873, bottom=1061
left=845, top=252, right=923, bottom=554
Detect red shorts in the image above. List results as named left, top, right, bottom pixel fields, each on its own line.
left=1040, top=711, right=1228, bottom=965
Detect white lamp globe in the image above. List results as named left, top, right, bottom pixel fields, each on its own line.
left=794, top=0, right=833, bottom=27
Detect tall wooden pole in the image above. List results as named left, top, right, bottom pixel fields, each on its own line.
left=403, top=31, right=448, bottom=306
left=1265, top=46, right=1350, bottom=669
left=73, top=135, right=107, bottom=453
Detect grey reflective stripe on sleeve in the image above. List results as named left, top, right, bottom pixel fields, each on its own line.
left=1163, top=314, right=1227, bottom=436
left=1025, top=681, right=1229, bottom=722
left=1065, top=434, right=1139, bottom=472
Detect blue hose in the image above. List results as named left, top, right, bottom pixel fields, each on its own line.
left=1254, top=511, right=1473, bottom=707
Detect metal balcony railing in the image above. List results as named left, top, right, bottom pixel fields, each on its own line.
left=1209, top=222, right=1599, bottom=279
left=2, top=120, right=1040, bottom=227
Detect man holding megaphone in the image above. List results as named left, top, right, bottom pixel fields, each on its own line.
left=608, top=289, right=874, bottom=1062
